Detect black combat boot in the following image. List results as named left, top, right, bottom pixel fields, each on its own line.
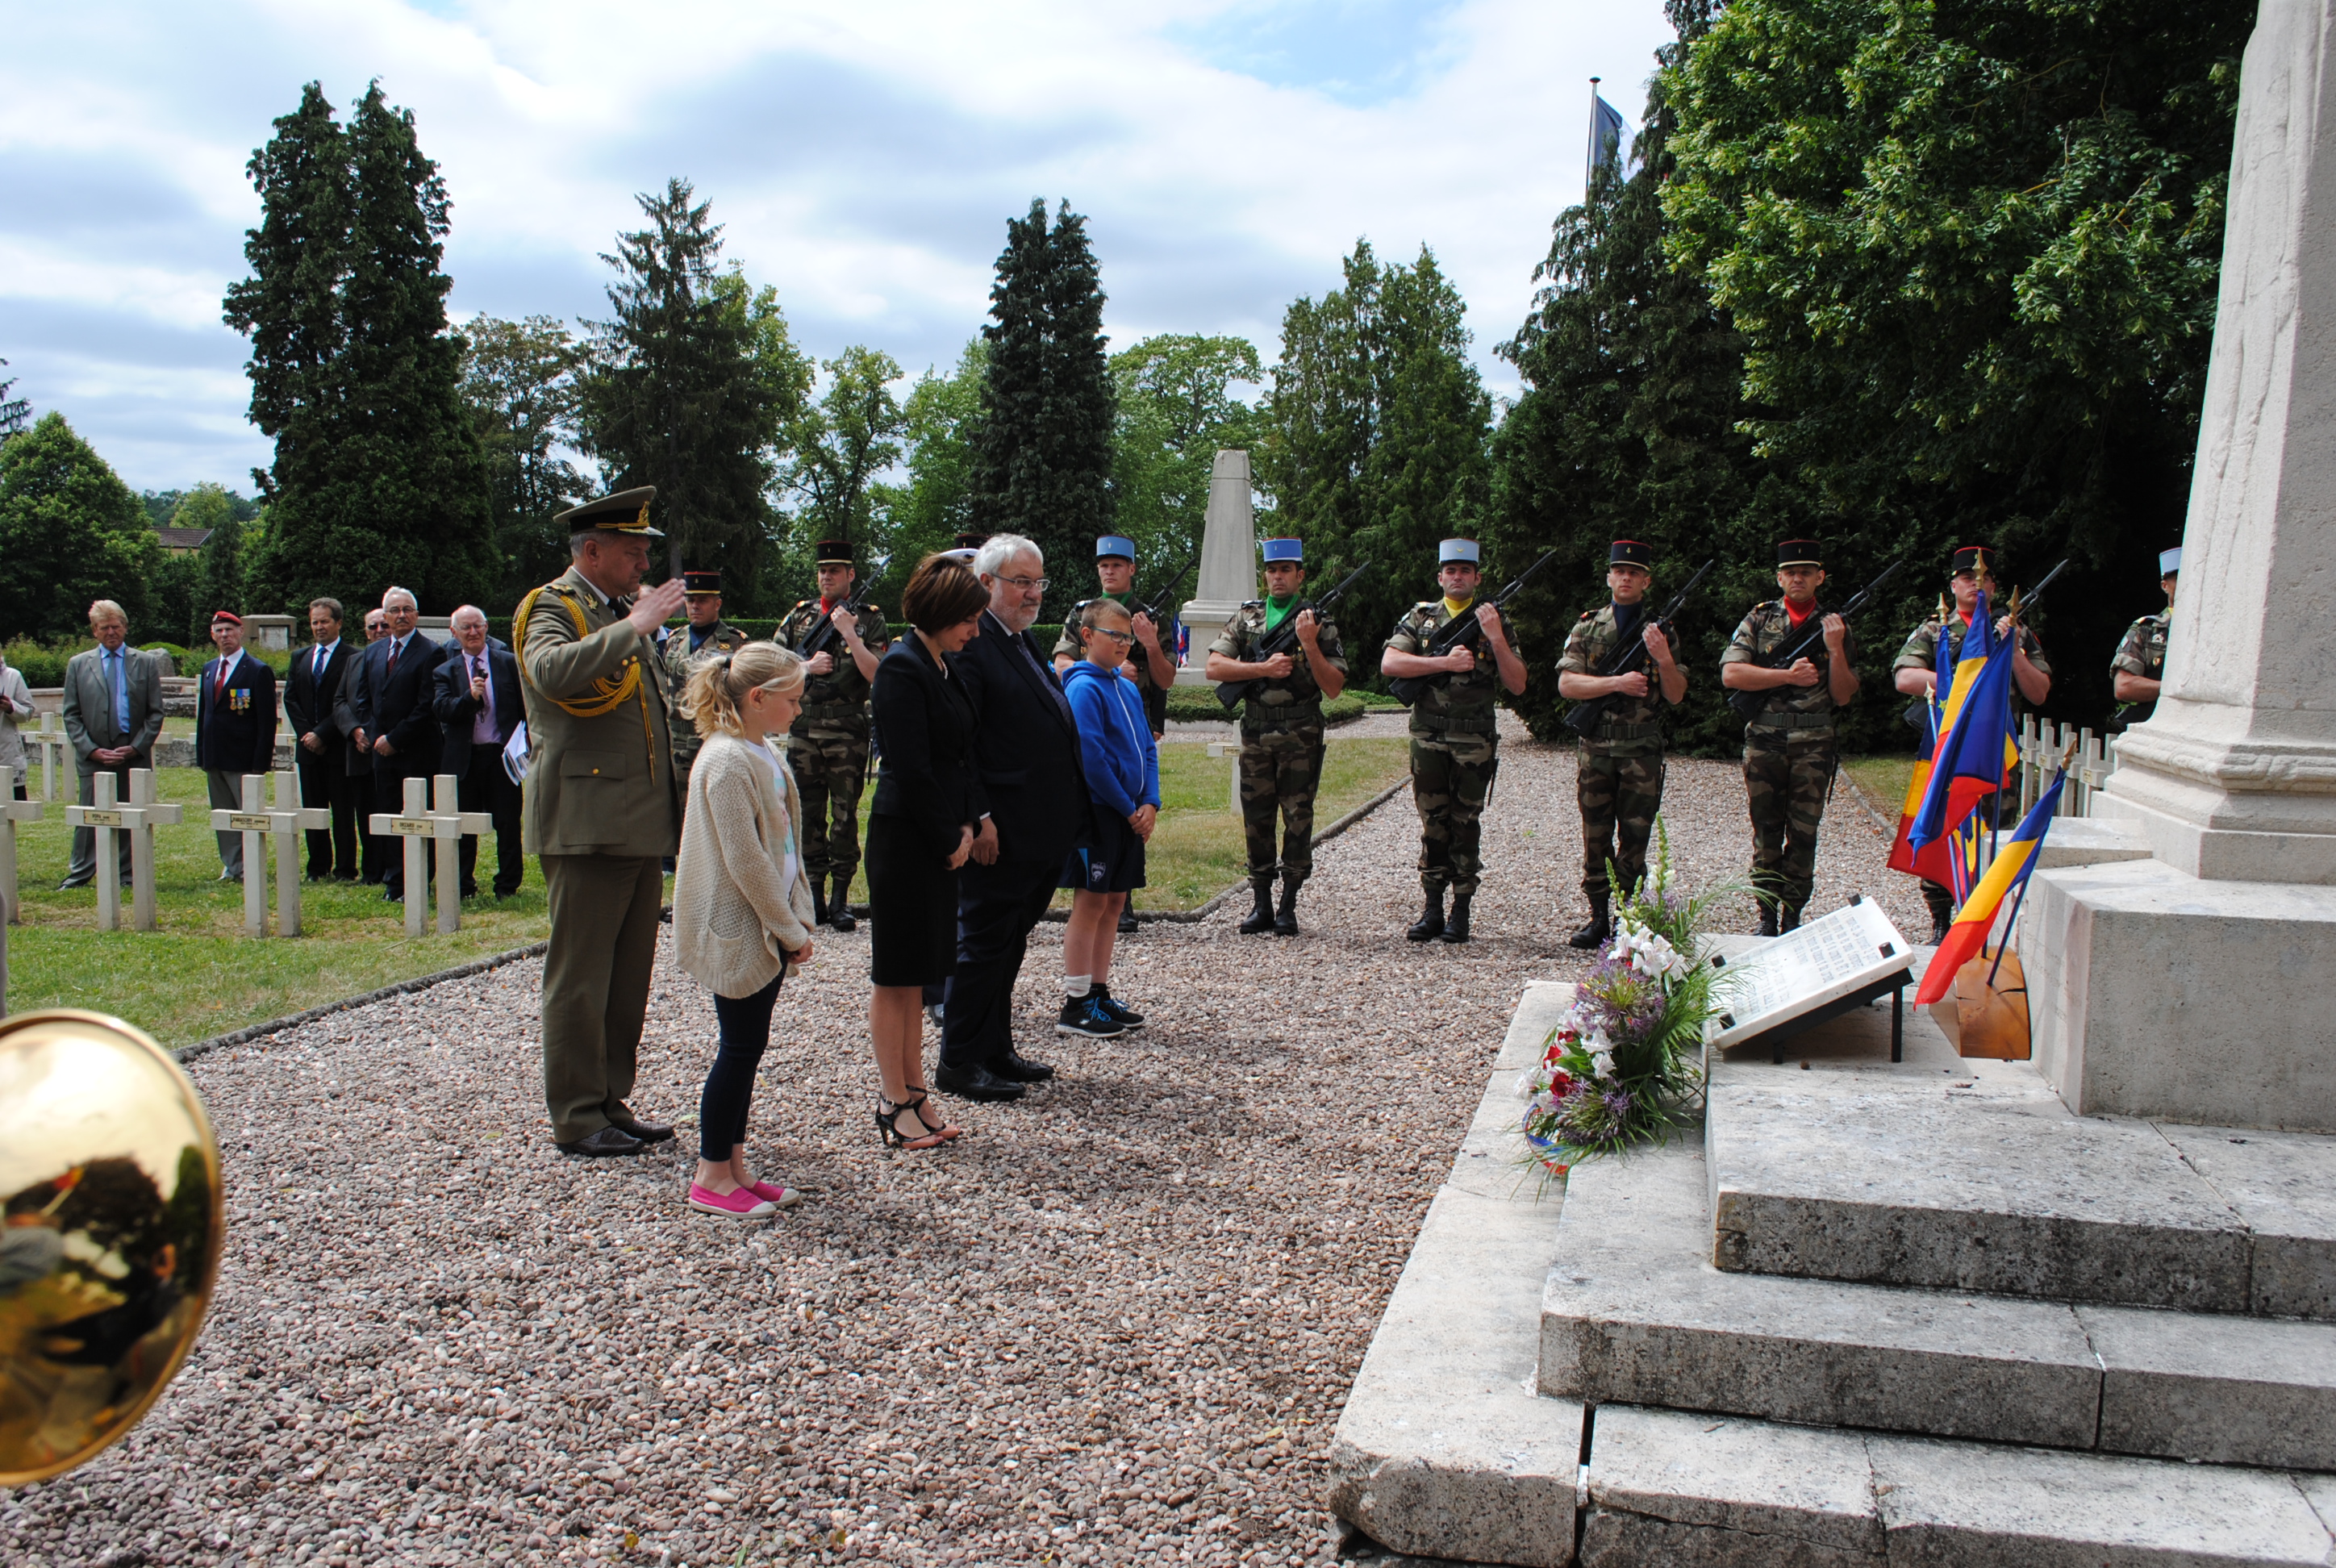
left=1406, top=885, right=1446, bottom=942
left=1118, top=906, right=1139, bottom=935
left=829, top=874, right=857, bottom=932
left=1439, top=890, right=1474, bottom=944
left=1756, top=903, right=1779, bottom=938
left=1273, top=878, right=1302, bottom=936
left=1567, top=894, right=1611, bottom=950
left=1238, top=878, right=1277, bottom=935
left=1779, top=905, right=1802, bottom=934
left=811, top=878, right=830, bottom=928
left=1923, top=885, right=1952, bottom=945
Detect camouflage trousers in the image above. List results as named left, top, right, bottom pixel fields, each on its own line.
left=1742, top=728, right=1837, bottom=915
left=1241, top=725, right=1326, bottom=882
left=1410, top=736, right=1499, bottom=895
left=786, top=730, right=871, bottom=885
left=1578, top=743, right=1665, bottom=900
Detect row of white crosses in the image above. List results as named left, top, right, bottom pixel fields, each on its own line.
left=369, top=774, right=488, bottom=939
left=0, top=716, right=77, bottom=924
left=61, top=770, right=181, bottom=932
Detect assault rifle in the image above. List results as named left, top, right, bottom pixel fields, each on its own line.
left=1558, top=557, right=1717, bottom=740
left=1128, top=540, right=1203, bottom=625
left=1213, top=560, right=1373, bottom=710
left=1385, top=548, right=1564, bottom=708
left=1724, top=557, right=1907, bottom=721
left=795, top=582, right=874, bottom=670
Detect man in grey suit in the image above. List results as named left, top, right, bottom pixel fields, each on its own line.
left=60, top=598, right=165, bottom=889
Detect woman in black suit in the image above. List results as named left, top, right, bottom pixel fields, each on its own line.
left=865, top=555, right=992, bottom=1150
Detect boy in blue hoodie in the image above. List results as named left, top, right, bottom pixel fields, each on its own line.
left=1057, top=598, right=1161, bottom=1039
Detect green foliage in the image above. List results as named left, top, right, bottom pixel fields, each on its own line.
left=461, top=313, right=589, bottom=607
left=778, top=345, right=906, bottom=586
left=578, top=179, right=811, bottom=585
left=1661, top=0, right=2246, bottom=731
left=1258, top=240, right=1491, bottom=661
left=181, top=485, right=246, bottom=631
left=872, top=341, right=987, bottom=607
left=973, top=198, right=1117, bottom=621
left=226, top=81, right=498, bottom=620
left=2, top=638, right=86, bottom=689
left=1110, top=334, right=1262, bottom=577
left=0, top=413, right=163, bottom=640
left=0, top=358, right=31, bottom=441
left=141, top=487, right=259, bottom=531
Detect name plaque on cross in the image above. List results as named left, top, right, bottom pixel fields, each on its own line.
left=63, top=769, right=181, bottom=932
left=211, top=771, right=327, bottom=936
left=367, top=774, right=486, bottom=937
left=1706, top=896, right=1914, bottom=1062
left=78, top=810, right=123, bottom=828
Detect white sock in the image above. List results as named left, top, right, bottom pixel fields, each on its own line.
left=1064, top=974, right=1092, bottom=999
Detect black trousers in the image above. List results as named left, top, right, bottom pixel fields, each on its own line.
left=941, top=858, right=1060, bottom=1071
left=296, top=749, right=359, bottom=878
left=354, top=768, right=387, bottom=882
left=457, top=751, right=524, bottom=896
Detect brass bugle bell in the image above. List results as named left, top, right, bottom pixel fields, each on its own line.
left=0, top=1009, right=224, bottom=1487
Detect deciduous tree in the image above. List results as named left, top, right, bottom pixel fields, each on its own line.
left=0, top=414, right=161, bottom=640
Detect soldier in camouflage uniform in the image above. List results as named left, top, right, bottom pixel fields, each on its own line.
left=661, top=568, right=752, bottom=805
left=1556, top=540, right=1687, bottom=949
left=1382, top=538, right=1528, bottom=945
left=776, top=539, right=890, bottom=932
left=1056, top=534, right=1180, bottom=934
left=2110, top=545, right=2180, bottom=732
left=1204, top=536, right=1349, bottom=936
left=1720, top=540, right=1861, bottom=936
left=1890, top=543, right=2054, bottom=940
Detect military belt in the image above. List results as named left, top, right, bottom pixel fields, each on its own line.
left=1589, top=721, right=1663, bottom=741
left=800, top=700, right=866, bottom=723
left=1414, top=709, right=1498, bottom=736
left=1748, top=711, right=1837, bottom=732
left=1243, top=703, right=1324, bottom=735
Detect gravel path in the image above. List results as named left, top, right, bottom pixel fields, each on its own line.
left=7, top=726, right=1927, bottom=1568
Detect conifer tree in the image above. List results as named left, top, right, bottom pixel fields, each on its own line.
left=0, top=358, right=29, bottom=441
left=972, top=199, right=1116, bottom=619
left=184, top=486, right=246, bottom=628
left=0, top=413, right=161, bottom=640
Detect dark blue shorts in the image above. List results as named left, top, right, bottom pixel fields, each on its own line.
left=1061, top=808, right=1146, bottom=895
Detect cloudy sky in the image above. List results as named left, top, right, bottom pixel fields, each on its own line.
left=1, top=0, right=1674, bottom=494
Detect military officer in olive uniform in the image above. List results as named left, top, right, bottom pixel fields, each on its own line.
left=662, top=567, right=751, bottom=801
left=2110, top=545, right=2180, bottom=731
left=777, top=539, right=889, bottom=931
left=1720, top=540, right=1859, bottom=936
left=1556, top=540, right=1687, bottom=949
left=1890, top=543, right=2054, bottom=940
left=517, top=487, right=688, bottom=1157
left=1204, top=536, right=1349, bottom=936
left=1382, top=538, right=1528, bottom=945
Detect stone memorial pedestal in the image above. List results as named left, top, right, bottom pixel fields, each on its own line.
left=1175, top=449, right=1257, bottom=686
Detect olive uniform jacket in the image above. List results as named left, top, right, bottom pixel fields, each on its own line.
left=517, top=565, right=681, bottom=859
left=1721, top=601, right=1862, bottom=736
left=1385, top=599, right=1515, bottom=746
left=661, top=618, right=752, bottom=776
left=1558, top=604, right=1671, bottom=754
left=776, top=598, right=890, bottom=738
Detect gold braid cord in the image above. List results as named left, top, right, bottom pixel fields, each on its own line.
left=514, top=586, right=659, bottom=776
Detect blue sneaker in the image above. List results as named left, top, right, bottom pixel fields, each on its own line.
left=1092, top=986, right=1145, bottom=1031
left=1055, top=995, right=1124, bottom=1038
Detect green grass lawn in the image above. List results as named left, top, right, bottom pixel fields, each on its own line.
left=1841, top=753, right=1920, bottom=819
left=7, top=767, right=553, bottom=1050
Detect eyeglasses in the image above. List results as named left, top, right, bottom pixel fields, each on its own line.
left=1089, top=628, right=1134, bottom=644
left=995, top=574, right=1049, bottom=593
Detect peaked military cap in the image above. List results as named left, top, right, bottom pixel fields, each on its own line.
left=1951, top=544, right=1995, bottom=576
left=1775, top=539, right=1824, bottom=569
left=682, top=569, right=722, bottom=595
left=2159, top=546, right=2184, bottom=576
left=1609, top=540, right=1654, bottom=569
left=557, top=486, right=661, bottom=536
left=1096, top=534, right=1137, bottom=561
left=1440, top=538, right=1481, bottom=565
left=816, top=539, right=855, bottom=565
left=1261, top=538, right=1304, bottom=564
left=953, top=531, right=990, bottom=553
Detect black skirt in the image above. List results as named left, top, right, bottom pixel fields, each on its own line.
left=866, top=812, right=959, bottom=987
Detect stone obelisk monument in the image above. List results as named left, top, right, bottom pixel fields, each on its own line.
left=1175, top=449, right=1258, bottom=686
left=2030, top=0, right=2336, bottom=1130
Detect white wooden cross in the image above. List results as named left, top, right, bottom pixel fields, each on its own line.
left=28, top=714, right=69, bottom=803
left=211, top=771, right=327, bottom=936
left=368, top=773, right=486, bottom=937
left=64, top=769, right=182, bottom=932
left=0, top=797, right=42, bottom=925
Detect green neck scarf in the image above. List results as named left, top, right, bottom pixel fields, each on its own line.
left=1264, top=594, right=1298, bottom=633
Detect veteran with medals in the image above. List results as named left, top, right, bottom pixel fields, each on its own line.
left=1556, top=540, right=1686, bottom=949
left=777, top=540, right=889, bottom=931
left=1203, top=536, right=1349, bottom=936
left=517, top=487, right=689, bottom=1157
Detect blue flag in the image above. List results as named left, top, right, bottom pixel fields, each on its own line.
left=1588, top=93, right=1639, bottom=183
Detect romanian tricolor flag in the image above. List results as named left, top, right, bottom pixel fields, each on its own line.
left=1904, top=593, right=2021, bottom=865
left=1886, top=628, right=1958, bottom=884
left=1915, top=769, right=2069, bottom=1005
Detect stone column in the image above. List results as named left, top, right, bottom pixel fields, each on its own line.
left=2029, top=0, right=2336, bottom=1130
left=1175, top=449, right=1258, bottom=686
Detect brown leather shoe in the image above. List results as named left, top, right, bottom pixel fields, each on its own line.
left=557, top=1125, right=645, bottom=1157
left=607, top=1111, right=674, bottom=1144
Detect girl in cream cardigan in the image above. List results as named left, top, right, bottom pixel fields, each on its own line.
left=673, top=642, right=820, bottom=1218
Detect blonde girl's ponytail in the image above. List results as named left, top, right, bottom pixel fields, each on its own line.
left=681, top=642, right=805, bottom=740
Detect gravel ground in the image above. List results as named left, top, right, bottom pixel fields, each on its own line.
left=6, top=724, right=1927, bottom=1568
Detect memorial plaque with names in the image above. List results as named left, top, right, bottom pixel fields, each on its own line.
left=1706, top=896, right=1914, bottom=1057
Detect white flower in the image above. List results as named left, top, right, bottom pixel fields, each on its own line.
left=1612, top=918, right=1690, bottom=984
left=1514, top=1070, right=1546, bottom=1100
left=1591, top=1050, right=1616, bottom=1078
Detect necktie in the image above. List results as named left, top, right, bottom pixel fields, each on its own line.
left=215, top=659, right=229, bottom=699
left=386, top=637, right=400, bottom=678
left=1017, top=631, right=1074, bottom=725
left=315, top=644, right=328, bottom=679
left=106, top=650, right=127, bottom=736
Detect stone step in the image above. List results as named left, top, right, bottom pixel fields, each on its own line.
left=1540, top=1139, right=2336, bottom=1469
left=1705, top=1057, right=2336, bottom=1318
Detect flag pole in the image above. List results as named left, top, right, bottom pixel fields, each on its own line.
left=1587, top=77, right=1603, bottom=188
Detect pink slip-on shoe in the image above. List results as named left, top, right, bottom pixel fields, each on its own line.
left=688, top=1182, right=777, bottom=1218
left=745, top=1179, right=804, bottom=1209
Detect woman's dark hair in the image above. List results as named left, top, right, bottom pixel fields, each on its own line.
left=902, top=555, right=990, bottom=633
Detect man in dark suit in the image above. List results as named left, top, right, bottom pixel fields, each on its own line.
left=938, top=534, right=1093, bottom=1103
left=336, top=607, right=390, bottom=881
left=433, top=604, right=524, bottom=899
left=284, top=596, right=360, bottom=880
left=195, top=611, right=280, bottom=882
left=348, top=587, right=447, bottom=903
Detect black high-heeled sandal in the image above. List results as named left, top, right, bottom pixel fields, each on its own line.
left=876, top=1096, right=950, bottom=1151
left=902, top=1086, right=962, bottom=1141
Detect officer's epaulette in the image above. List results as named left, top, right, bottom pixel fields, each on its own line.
left=1416, top=600, right=1441, bottom=612
left=790, top=598, right=814, bottom=611
left=1579, top=609, right=1595, bottom=620
left=1239, top=598, right=1264, bottom=609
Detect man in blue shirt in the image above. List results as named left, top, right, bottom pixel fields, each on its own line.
left=59, top=598, right=165, bottom=890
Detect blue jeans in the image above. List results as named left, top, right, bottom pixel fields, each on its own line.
left=699, top=970, right=783, bottom=1161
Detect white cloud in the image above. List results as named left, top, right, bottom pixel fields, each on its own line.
left=0, top=0, right=1675, bottom=490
